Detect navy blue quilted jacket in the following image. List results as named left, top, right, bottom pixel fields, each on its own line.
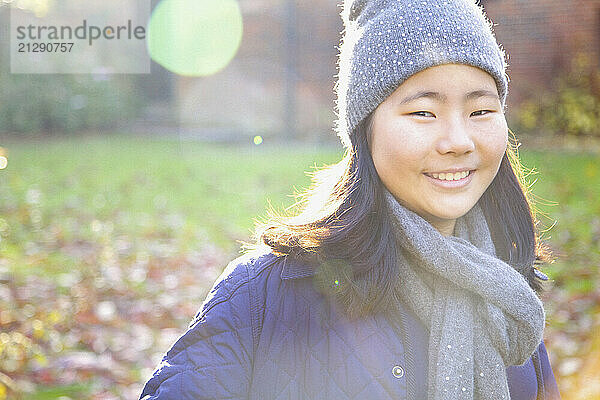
left=140, top=250, right=561, bottom=400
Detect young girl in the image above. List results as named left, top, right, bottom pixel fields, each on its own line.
left=140, top=0, right=561, bottom=398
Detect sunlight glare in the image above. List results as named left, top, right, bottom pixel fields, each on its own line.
left=147, top=0, right=243, bottom=76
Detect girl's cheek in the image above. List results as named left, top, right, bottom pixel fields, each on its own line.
left=478, top=119, right=508, bottom=150
left=490, top=115, right=509, bottom=135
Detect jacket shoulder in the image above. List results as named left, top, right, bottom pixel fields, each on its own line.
left=170, top=247, right=280, bottom=355
left=139, top=248, right=281, bottom=399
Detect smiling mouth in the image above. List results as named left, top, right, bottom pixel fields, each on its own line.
left=424, top=170, right=473, bottom=181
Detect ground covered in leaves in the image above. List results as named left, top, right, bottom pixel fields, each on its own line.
left=0, top=134, right=598, bottom=399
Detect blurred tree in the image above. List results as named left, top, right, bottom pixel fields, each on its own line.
left=512, top=52, right=600, bottom=138
left=0, top=4, right=146, bottom=135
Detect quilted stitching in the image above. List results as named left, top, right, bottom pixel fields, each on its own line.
left=140, top=255, right=256, bottom=399
left=249, top=263, right=407, bottom=400
left=140, top=249, right=554, bottom=400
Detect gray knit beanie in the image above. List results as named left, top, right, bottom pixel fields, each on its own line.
left=334, top=0, right=509, bottom=149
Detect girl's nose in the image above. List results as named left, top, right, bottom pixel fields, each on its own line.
left=436, top=119, right=476, bottom=155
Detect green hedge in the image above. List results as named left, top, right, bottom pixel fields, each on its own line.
left=0, top=74, right=142, bottom=134
left=513, top=52, right=600, bottom=137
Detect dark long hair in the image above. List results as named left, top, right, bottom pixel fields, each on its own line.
left=243, top=111, right=554, bottom=319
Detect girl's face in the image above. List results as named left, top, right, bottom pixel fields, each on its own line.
left=369, top=63, right=508, bottom=236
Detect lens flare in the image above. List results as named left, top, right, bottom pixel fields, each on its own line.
left=147, top=0, right=243, bottom=76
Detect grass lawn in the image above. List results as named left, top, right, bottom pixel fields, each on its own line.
left=0, top=133, right=598, bottom=399
left=1, top=134, right=344, bottom=254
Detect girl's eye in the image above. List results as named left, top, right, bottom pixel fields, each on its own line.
left=409, top=110, right=495, bottom=118
left=471, top=110, right=493, bottom=116
left=410, top=111, right=435, bottom=117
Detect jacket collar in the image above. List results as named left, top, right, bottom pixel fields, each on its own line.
left=280, top=255, right=316, bottom=280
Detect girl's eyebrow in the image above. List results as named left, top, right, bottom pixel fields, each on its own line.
left=398, top=89, right=500, bottom=105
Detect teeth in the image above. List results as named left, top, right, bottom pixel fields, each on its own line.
left=430, top=171, right=470, bottom=181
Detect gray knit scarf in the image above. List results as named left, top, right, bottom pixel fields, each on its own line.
left=384, top=188, right=546, bottom=400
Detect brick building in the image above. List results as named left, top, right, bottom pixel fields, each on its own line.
left=172, top=0, right=600, bottom=141
left=482, top=0, right=600, bottom=105
left=173, top=0, right=341, bottom=142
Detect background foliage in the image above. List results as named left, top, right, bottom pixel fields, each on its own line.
left=511, top=52, right=600, bottom=138
left=0, top=74, right=142, bottom=135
